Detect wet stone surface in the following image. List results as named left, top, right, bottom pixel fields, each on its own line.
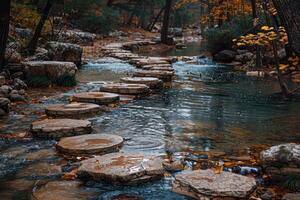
left=173, top=169, right=257, bottom=199
left=72, top=92, right=120, bottom=105
left=120, top=77, right=163, bottom=89
left=78, top=152, right=165, bottom=185
left=133, top=70, right=174, bottom=82
left=46, top=103, right=100, bottom=118
left=30, top=119, right=92, bottom=139
left=31, top=181, right=99, bottom=200
left=100, top=83, right=150, bottom=95
left=56, top=134, right=124, bottom=157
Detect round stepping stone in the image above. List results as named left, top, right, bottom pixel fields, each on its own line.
left=78, top=152, right=165, bottom=184
left=72, top=92, right=120, bottom=105
left=100, top=83, right=149, bottom=95
left=120, top=77, right=163, bottom=89
left=46, top=103, right=100, bottom=118
left=56, top=134, right=123, bottom=157
left=133, top=70, right=174, bottom=82
left=31, top=181, right=98, bottom=200
left=31, top=119, right=92, bottom=139
left=173, top=169, right=257, bottom=199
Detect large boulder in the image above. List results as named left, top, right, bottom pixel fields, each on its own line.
left=261, top=143, right=300, bottom=166
left=23, top=61, right=77, bottom=83
left=46, top=42, right=83, bottom=66
left=213, top=50, right=237, bottom=63
left=173, top=169, right=257, bottom=199
left=56, top=30, right=96, bottom=44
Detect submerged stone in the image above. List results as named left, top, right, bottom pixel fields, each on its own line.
left=173, top=169, right=257, bottom=199
left=120, top=77, right=163, bottom=89
left=56, top=134, right=123, bottom=157
left=46, top=103, right=100, bottom=118
left=78, top=153, right=164, bottom=184
left=100, top=83, right=149, bottom=95
left=16, top=162, right=62, bottom=178
left=31, top=181, right=98, bottom=200
left=72, top=92, right=120, bottom=105
left=30, top=119, right=92, bottom=139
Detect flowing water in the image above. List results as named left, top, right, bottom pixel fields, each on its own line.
left=1, top=47, right=300, bottom=199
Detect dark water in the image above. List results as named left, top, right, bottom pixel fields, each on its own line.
left=1, top=52, right=300, bottom=199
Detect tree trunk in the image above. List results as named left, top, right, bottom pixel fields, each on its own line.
left=27, top=0, right=53, bottom=55
left=0, top=0, right=11, bottom=70
left=161, top=0, right=172, bottom=44
left=250, top=0, right=257, bottom=19
left=147, top=6, right=165, bottom=31
left=107, top=0, right=113, bottom=7
left=272, top=0, right=300, bottom=57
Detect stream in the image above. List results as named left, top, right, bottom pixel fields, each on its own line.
left=1, top=43, right=300, bottom=199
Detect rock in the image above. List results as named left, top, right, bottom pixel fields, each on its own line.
left=78, top=153, right=165, bottom=184
left=56, top=134, right=123, bottom=157
left=7, top=63, right=25, bottom=73
left=133, top=70, right=174, bottom=82
left=9, top=92, right=26, bottom=102
left=213, top=50, right=237, bottom=63
left=56, top=29, right=96, bottom=44
left=173, top=169, right=257, bottom=199
left=260, top=143, right=300, bottom=166
left=13, top=78, right=28, bottom=90
left=11, top=71, right=25, bottom=79
left=282, top=193, right=300, bottom=200
left=5, top=45, right=22, bottom=63
left=46, top=42, right=83, bottom=66
left=0, top=85, right=12, bottom=97
left=72, top=92, right=120, bottom=105
left=0, top=98, right=10, bottom=113
left=176, top=43, right=186, bottom=49
left=246, top=71, right=265, bottom=77
left=31, top=181, right=98, bottom=200
left=14, top=27, right=32, bottom=39
left=26, top=47, right=49, bottom=61
left=235, top=52, right=254, bottom=63
left=30, top=119, right=92, bottom=139
left=260, top=189, right=276, bottom=200
left=46, top=103, right=100, bottom=118
left=120, top=77, right=163, bottom=89
left=0, top=76, right=5, bottom=86
left=23, top=61, right=77, bottom=82
left=0, top=108, right=6, bottom=116
left=169, top=28, right=183, bottom=37
left=100, top=83, right=150, bottom=95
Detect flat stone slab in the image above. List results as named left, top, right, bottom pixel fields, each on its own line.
left=173, top=169, right=257, bottom=199
left=31, top=181, right=98, bottom=200
left=100, top=83, right=149, bottom=95
left=120, top=77, right=163, bottom=89
left=142, top=64, right=172, bottom=69
left=147, top=67, right=174, bottom=72
left=46, top=103, right=100, bottom=118
left=72, top=92, right=120, bottom=105
left=56, top=134, right=123, bottom=157
left=133, top=70, right=174, bottom=82
left=78, top=153, right=165, bottom=184
left=31, top=119, right=92, bottom=139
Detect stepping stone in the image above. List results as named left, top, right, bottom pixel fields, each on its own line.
left=120, top=77, right=163, bottom=89
left=142, top=64, right=172, bottom=69
left=46, top=103, right=100, bottom=118
left=56, top=134, right=123, bottom=157
left=133, top=70, right=174, bottom=82
left=173, top=169, right=257, bottom=199
left=100, top=83, right=149, bottom=95
left=78, top=152, right=165, bottom=184
left=147, top=67, right=174, bottom=72
left=31, top=119, right=92, bottom=139
left=31, top=181, right=98, bottom=200
left=72, top=92, right=120, bottom=105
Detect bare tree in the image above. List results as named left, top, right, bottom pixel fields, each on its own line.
left=161, top=0, right=172, bottom=44
left=0, top=0, right=11, bottom=69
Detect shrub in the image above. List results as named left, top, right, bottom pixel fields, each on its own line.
left=205, top=16, right=253, bottom=54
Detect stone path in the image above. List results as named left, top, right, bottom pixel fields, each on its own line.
left=46, top=103, right=100, bottom=118
left=27, top=38, right=261, bottom=198
left=78, top=152, right=165, bottom=184
left=56, top=134, right=123, bottom=157
left=30, top=119, right=92, bottom=139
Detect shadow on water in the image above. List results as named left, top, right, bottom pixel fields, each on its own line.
left=1, top=44, right=300, bottom=199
